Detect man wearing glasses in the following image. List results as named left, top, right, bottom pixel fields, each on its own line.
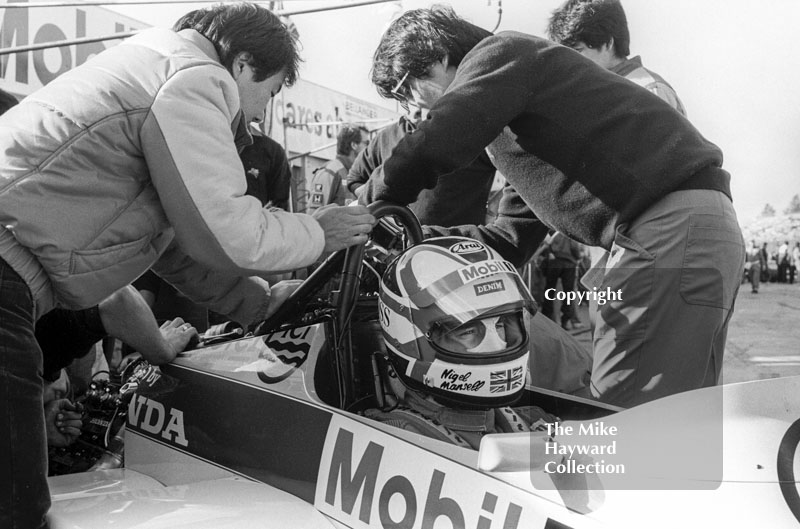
left=361, top=6, right=744, bottom=409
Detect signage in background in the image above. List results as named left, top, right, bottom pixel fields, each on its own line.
left=0, top=0, right=143, bottom=97
left=268, top=78, right=398, bottom=161
left=265, top=79, right=398, bottom=213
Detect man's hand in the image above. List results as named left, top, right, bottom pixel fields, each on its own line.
left=45, top=399, right=83, bottom=447
left=265, top=280, right=303, bottom=319
left=312, top=204, right=375, bottom=253
left=155, top=317, right=199, bottom=363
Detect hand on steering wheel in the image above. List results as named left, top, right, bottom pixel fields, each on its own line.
left=312, top=204, right=376, bottom=252
left=255, top=202, right=423, bottom=334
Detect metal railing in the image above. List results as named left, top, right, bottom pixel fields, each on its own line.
left=0, top=0, right=397, bottom=56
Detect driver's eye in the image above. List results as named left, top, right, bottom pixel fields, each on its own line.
left=455, top=327, right=477, bottom=338
left=452, top=322, right=480, bottom=340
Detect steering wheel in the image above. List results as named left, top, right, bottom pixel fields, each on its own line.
left=254, top=201, right=423, bottom=335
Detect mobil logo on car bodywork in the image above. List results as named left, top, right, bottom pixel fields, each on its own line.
left=315, top=416, right=584, bottom=529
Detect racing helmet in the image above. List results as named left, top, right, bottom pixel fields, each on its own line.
left=379, top=237, right=536, bottom=409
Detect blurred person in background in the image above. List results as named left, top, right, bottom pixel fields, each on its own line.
left=306, top=124, right=370, bottom=213
left=778, top=240, right=790, bottom=283
left=745, top=240, right=765, bottom=294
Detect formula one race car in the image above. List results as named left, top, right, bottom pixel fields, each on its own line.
left=47, top=203, right=800, bottom=528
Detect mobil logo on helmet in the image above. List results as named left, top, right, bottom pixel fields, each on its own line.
left=459, top=260, right=516, bottom=283
left=450, top=241, right=486, bottom=255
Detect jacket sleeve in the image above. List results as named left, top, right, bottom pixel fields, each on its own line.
left=151, top=240, right=271, bottom=327
left=330, top=167, right=345, bottom=206
left=346, top=149, right=374, bottom=194
left=423, top=181, right=550, bottom=268
left=361, top=34, right=536, bottom=206
left=141, top=64, right=325, bottom=276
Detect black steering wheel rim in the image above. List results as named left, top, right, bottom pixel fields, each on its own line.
left=254, top=201, right=422, bottom=335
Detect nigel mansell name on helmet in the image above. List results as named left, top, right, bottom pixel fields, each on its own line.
left=458, top=260, right=516, bottom=283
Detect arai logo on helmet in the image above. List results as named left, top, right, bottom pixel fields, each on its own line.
left=449, top=241, right=485, bottom=254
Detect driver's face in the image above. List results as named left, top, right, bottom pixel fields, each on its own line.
left=445, top=317, right=506, bottom=352
left=433, top=314, right=523, bottom=354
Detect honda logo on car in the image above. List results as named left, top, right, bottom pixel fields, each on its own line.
left=322, top=426, right=527, bottom=529
left=128, top=395, right=188, bottom=447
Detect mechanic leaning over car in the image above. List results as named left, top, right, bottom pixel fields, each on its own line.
left=0, top=4, right=375, bottom=527
left=367, top=237, right=558, bottom=448
left=360, top=6, right=745, bottom=410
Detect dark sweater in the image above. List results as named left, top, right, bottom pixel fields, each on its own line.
left=363, top=31, right=730, bottom=264
left=348, top=116, right=494, bottom=226
left=239, top=134, right=292, bottom=211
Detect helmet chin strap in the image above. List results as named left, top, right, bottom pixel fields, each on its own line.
left=466, top=316, right=507, bottom=353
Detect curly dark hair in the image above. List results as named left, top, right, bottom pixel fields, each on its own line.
left=336, top=124, right=369, bottom=156
left=173, top=2, right=301, bottom=85
left=370, top=5, right=491, bottom=103
left=547, top=0, right=630, bottom=58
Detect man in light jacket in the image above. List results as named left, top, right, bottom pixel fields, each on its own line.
left=0, top=4, right=373, bottom=527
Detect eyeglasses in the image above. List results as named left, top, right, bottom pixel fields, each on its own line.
left=390, top=71, right=411, bottom=102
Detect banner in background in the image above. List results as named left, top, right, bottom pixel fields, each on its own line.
left=0, top=0, right=143, bottom=97
left=269, top=78, right=399, bottom=160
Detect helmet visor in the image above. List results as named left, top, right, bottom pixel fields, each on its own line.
left=431, top=311, right=526, bottom=356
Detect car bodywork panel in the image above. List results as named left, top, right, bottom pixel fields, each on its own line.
left=48, top=322, right=800, bottom=528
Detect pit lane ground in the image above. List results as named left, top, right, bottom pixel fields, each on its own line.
left=560, top=280, right=800, bottom=384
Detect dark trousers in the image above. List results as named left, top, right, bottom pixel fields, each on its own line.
left=778, top=260, right=789, bottom=283
left=542, top=258, right=577, bottom=324
left=0, top=258, right=50, bottom=528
